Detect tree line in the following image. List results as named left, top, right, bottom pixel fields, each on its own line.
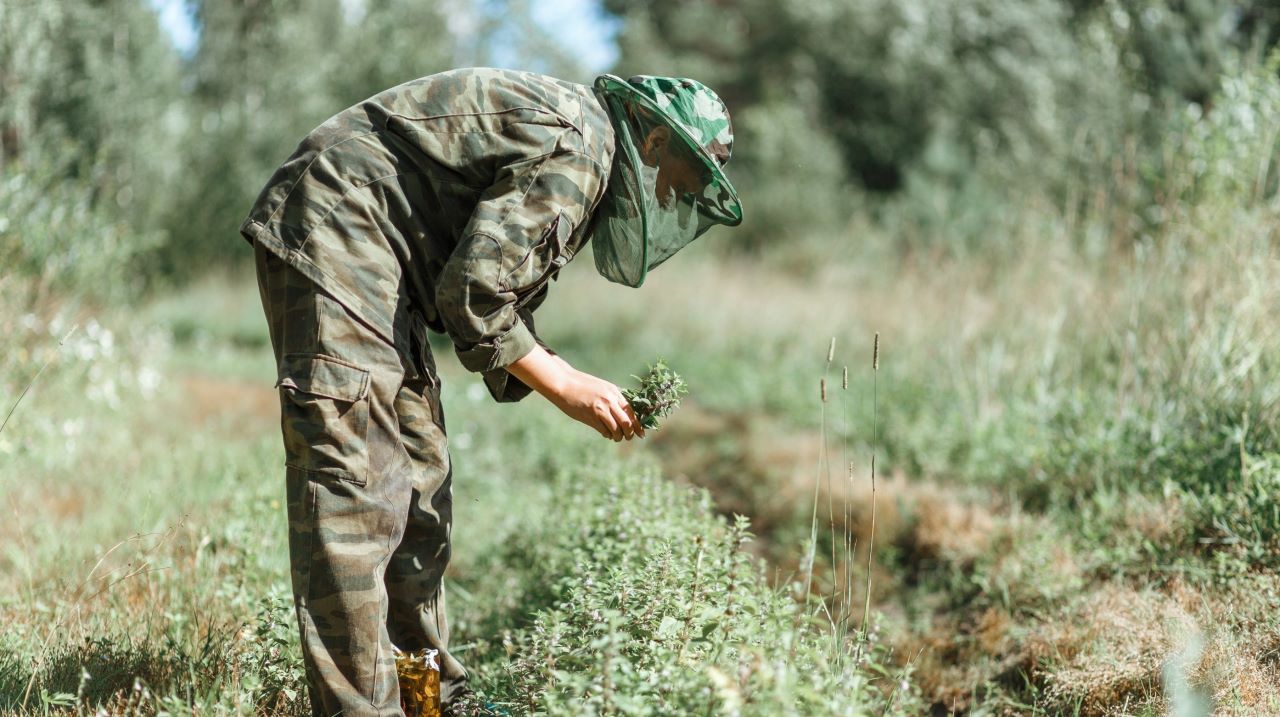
left=3, top=0, right=1278, bottom=297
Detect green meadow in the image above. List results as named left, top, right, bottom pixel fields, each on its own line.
left=6, top=1, right=1280, bottom=714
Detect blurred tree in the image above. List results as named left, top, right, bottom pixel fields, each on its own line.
left=466, top=0, right=592, bottom=81
left=602, top=0, right=852, bottom=245
left=0, top=2, right=60, bottom=164
left=603, top=0, right=791, bottom=112
left=603, top=0, right=1280, bottom=249
left=807, top=0, right=1088, bottom=191
left=605, top=1, right=1280, bottom=179
left=1070, top=0, right=1277, bottom=109
left=0, top=0, right=182, bottom=298
left=0, top=0, right=184, bottom=218
left=159, top=0, right=347, bottom=275
left=157, top=0, right=458, bottom=277
left=328, top=0, right=456, bottom=103
left=605, top=0, right=1090, bottom=192
left=160, top=0, right=589, bottom=276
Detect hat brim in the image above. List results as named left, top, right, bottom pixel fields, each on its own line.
left=594, top=74, right=742, bottom=227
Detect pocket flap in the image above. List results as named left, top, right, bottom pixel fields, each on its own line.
left=276, top=353, right=370, bottom=402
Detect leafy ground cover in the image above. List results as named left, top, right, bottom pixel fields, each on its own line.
left=566, top=223, right=1280, bottom=714
left=0, top=271, right=915, bottom=715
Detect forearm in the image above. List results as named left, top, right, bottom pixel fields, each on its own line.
left=506, top=344, right=570, bottom=402
left=546, top=349, right=575, bottom=374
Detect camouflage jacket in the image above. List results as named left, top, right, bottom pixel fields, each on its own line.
left=239, top=68, right=615, bottom=401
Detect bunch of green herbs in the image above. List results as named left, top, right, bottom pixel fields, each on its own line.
left=622, top=359, right=688, bottom=429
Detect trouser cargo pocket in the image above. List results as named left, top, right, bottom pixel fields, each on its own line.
left=277, top=352, right=372, bottom=486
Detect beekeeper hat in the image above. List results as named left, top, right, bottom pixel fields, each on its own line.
left=590, top=74, right=743, bottom=287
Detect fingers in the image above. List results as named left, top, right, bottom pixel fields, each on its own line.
left=598, top=400, right=636, bottom=442
left=597, top=407, right=622, bottom=442
left=576, top=379, right=645, bottom=442
left=622, top=400, right=646, bottom=439
left=609, top=396, right=645, bottom=441
left=609, top=401, right=632, bottom=441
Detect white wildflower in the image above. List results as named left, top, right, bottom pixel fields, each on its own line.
left=137, top=365, right=162, bottom=398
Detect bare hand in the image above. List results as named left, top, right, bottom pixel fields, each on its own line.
left=551, top=369, right=646, bottom=442
left=505, top=345, right=645, bottom=441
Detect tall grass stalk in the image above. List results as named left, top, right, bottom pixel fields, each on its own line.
left=840, top=364, right=856, bottom=643
left=796, top=338, right=837, bottom=665
left=824, top=341, right=840, bottom=612
left=858, top=333, right=880, bottom=658
left=801, top=340, right=835, bottom=610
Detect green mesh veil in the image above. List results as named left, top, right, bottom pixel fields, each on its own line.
left=589, top=74, right=743, bottom=287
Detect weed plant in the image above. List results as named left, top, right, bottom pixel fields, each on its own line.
left=1, top=276, right=914, bottom=714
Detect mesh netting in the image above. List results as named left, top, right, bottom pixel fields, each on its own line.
left=590, top=77, right=742, bottom=287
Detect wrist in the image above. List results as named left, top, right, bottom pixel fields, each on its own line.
left=507, top=344, right=575, bottom=403
left=543, top=361, right=575, bottom=401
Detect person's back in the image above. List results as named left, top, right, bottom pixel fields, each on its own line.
left=241, top=67, right=614, bottom=382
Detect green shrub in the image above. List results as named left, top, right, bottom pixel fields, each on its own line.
left=0, top=152, right=161, bottom=305
left=470, top=463, right=922, bottom=716
left=730, top=102, right=854, bottom=251
left=1184, top=451, right=1280, bottom=572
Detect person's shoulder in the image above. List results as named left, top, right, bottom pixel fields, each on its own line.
left=570, top=79, right=614, bottom=171
left=381, top=68, right=614, bottom=167
left=466, top=68, right=614, bottom=168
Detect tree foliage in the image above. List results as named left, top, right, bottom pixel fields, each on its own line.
left=0, top=0, right=181, bottom=300
left=602, top=0, right=1280, bottom=246
left=152, top=0, right=459, bottom=276
left=0, top=0, right=588, bottom=288
left=6, top=0, right=1280, bottom=288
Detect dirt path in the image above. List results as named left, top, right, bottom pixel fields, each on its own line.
left=178, top=373, right=277, bottom=435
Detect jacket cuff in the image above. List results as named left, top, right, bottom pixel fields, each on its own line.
left=481, top=368, right=535, bottom=403
left=454, top=317, right=537, bottom=374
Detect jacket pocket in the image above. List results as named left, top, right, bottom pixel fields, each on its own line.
left=277, top=353, right=372, bottom=486
left=513, top=212, right=572, bottom=308
left=546, top=209, right=574, bottom=280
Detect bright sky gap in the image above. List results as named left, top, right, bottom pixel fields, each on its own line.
left=147, top=0, right=618, bottom=72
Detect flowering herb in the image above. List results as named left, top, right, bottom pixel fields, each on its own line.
left=622, top=359, right=688, bottom=429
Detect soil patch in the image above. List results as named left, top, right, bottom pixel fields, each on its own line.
left=179, top=374, right=277, bottom=434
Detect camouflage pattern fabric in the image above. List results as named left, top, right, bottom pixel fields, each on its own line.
left=240, top=67, right=615, bottom=403
left=243, top=68, right=616, bottom=716
left=255, top=241, right=467, bottom=716
left=620, top=75, right=735, bottom=168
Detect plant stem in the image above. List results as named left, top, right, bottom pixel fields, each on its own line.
left=1, top=324, right=78, bottom=436
left=859, top=334, right=880, bottom=646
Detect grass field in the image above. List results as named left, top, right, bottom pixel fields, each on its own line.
left=3, top=173, right=1280, bottom=715
left=0, top=251, right=920, bottom=715
left=15, top=2, right=1280, bottom=712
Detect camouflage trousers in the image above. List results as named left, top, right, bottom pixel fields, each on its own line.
left=254, top=242, right=467, bottom=716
